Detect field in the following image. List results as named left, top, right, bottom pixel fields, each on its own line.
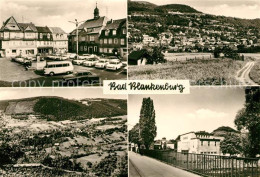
left=128, top=58, right=246, bottom=85
left=249, top=61, right=260, bottom=84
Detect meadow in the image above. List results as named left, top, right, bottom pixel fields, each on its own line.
left=128, top=58, right=246, bottom=85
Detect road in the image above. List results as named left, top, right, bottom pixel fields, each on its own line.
left=129, top=151, right=201, bottom=177
left=236, top=61, right=257, bottom=85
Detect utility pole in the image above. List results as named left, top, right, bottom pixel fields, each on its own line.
left=68, top=19, right=84, bottom=59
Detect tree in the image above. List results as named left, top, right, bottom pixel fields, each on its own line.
left=139, top=97, right=157, bottom=149
left=234, top=88, right=260, bottom=157
left=220, top=133, right=242, bottom=155
left=129, top=123, right=141, bottom=148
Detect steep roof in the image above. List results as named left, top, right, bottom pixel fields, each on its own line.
left=48, top=27, right=66, bottom=34
left=0, top=16, right=21, bottom=31
left=18, top=23, right=37, bottom=32
left=36, top=26, right=51, bottom=33
left=104, top=19, right=126, bottom=30
left=78, top=16, right=107, bottom=30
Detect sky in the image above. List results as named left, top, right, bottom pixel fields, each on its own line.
left=0, top=0, right=127, bottom=33
left=128, top=87, right=246, bottom=140
left=133, top=0, right=260, bottom=19
left=0, top=88, right=126, bottom=100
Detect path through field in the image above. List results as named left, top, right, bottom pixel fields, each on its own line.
left=236, top=61, right=257, bottom=85
left=129, top=151, right=201, bottom=177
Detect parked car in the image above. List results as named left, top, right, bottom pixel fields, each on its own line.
left=95, top=59, right=109, bottom=69
left=72, top=58, right=86, bottom=65
left=122, top=61, right=127, bottom=67
left=122, top=66, right=127, bottom=74
left=108, top=56, right=119, bottom=60
left=106, top=59, right=123, bottom=71
left=15, top=57, right=24, bottom=63
left=69, top=53, right=77, bottom=59
left=44, top=61, right=74, bottom=76
left=82, top=58, right=99, bottom=67
left=61, top=71, right=100, bottom=85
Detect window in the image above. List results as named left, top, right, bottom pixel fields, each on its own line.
left=121, top=38, right=125, bottom=45
left=215, top=141, right=217, bottom=146
left=122, top=28, right=126, bottom=34
left=104, top=48, right=107, bottom=53
left=12, top=49, right=16, bottom=54
left=47, top=33, right=50, bottom=39
left=62, top=63, right=69, bottom=67
left=108, top=38, right=112, bottom=44
left=208, top=141, right=210, bottom=146
left=90, top=36, right=95, bottom=41
left=40, top=33, right=43, bottom=39
left=105, top=30, right=109, bottom=36
left=104, top=39, right=107, bottom=44
left=94, top=46, right=97, bottom=52
left=100, top=39, right=103, bottom=44
left=114, top=38, right=118, bottom=44
left=80, top=37, right=85, bottom=41
left=56, top=64, right=63, bottom=67
left=100, top=48, right=103, bottom=53
left=112, top=30, right=116, bottom=35
left=201, top=141, right=203, bottom=146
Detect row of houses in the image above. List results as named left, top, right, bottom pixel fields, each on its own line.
left=0, top=16, right=68, bottom=57
left=130, top=131, right=224, bottom=155
left=68, top=4, right=127, bottom=57
left=0, top=5, right=127, bottom=58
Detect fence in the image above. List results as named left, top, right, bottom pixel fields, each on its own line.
left=140, top=150, right=260, bottom=177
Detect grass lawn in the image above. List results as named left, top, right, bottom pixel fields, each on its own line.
left=249, top=61, right=260, bottom=85
left=128, top=58, right=246, bottom=85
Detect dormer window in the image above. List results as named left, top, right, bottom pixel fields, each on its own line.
left=40, top=33, right=43, bottom=39
left=112, top=30, right=116, bottom=35
left=47, top=33, right=50, bottom=39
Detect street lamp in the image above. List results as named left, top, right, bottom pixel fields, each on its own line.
left=68, top=19, right=85, bottom=59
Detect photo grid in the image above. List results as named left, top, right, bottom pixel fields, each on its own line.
left=0, top=0, right=260, bottom=176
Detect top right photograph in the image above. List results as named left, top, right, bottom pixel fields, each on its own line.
left=127, top=0, right=260, bottom=86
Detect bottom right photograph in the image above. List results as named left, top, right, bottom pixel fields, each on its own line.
left=128, top=87, right=260, bottom=177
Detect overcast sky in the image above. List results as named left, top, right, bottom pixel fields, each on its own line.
left=128, top=87, right=245, bottom=140
left=0, top=88, right=126, bottom=100
left=133, top=0, right=260, bottom=19
left=0, top=0, right=127, bottom=33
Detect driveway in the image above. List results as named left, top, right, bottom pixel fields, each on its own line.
left=129, top=151, right=201, bottom=177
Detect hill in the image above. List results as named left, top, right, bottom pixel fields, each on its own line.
left=212, top=126, right=239, bottom=137
left=128, top=0, right=157, bottom=12
left=157, top=4, right=201, bottom=13
left=0, top=97, right=127, bottom=121
left=128, top=1, right=201, bottom=14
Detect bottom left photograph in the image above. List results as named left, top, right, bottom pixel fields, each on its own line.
left=0, top=88, right=128, bottom=177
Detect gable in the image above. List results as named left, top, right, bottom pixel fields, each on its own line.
left=25, top=26, right=33, bottom=31
left=4, top=17, right=21, bottom=31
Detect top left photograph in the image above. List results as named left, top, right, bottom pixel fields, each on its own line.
left=0, top=0, right=127, bottom=87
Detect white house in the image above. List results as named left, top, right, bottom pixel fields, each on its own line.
left=177, top=131, right=224, bottom=155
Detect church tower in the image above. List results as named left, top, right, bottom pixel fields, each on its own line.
left=94, top=2, right=100, bottom=19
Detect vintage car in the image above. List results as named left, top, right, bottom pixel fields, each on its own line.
left=82, top=58, right=99, bottom=67
left=106, top=59, right=123, bottom=71
left=95, top=59, right=109, bottom=69
left=61, top=71, right=100, bottom=85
